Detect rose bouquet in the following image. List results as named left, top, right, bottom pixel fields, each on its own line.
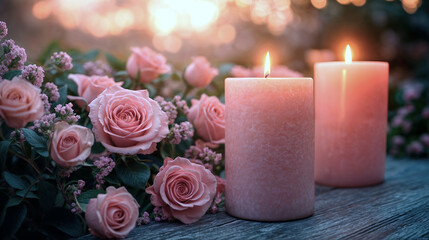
left=0, top=20, right=302, bottom=239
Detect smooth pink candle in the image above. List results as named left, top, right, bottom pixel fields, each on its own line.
left=314, top=56, right=389, bottom=187
left=225, top=77, right=314, bottom=221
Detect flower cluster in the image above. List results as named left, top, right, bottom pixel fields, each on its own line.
left=83, top=60, right=113, bottom=76
left=166, top=121, right=194, bottom=144
left=67, top=180, right=86, bottom=214
left=93, top=156, right=116, bottom=189
left=30, top=113, right=56, bottom=135
left=0, top=21, right=7, bottom=39
left=44, top=82, right=60, bottom=102
left=0, top=39, right=27, bottom=75
left=54, top=103, right=80, bottom=124
left=137, top=212, right=151, bottom=225
left=155, top=95, right=189, bottom=125
left=50, top=51, right=73, bottom=71
left=20, top=64, right=44, bottom=87
left=152, top=206, right=168, bottom=222
left=185, top=141, right=223, bottom=173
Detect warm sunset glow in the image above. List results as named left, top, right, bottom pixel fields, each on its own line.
left=345, top=45, right=352, bottom=64
left=264, top=52, right=270, bottom=78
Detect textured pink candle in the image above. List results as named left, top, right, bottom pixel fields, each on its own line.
left=315, top=62, right=389, bottom=187
left=225, top=77, right=314, bottom=221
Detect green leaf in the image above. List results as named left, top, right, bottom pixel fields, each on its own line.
left=54, top=191, right=65, bottom=207
left=116, top=160, right=150, bottom=189
left=55, top=75, right=78, bottom=95
left=77, top=189, right=105, bottom=212
left=54, top=85, right=68, bottom=106
left=77, top=189, right=105, bottom=204
left=0, top=141, right=10, bottom=172
left=38, top=41, right=60, bottom=64
left=44, top=207, right=84, bottom=237
left=0, top=203, right=27, bottom=239
left=16, top=190, right=39, bottom=199
left=105, top=53, right=125, bottom=70
left=0, top=197, right=22, bottom=227
left=3, top=172, right=27, bottom=190
left=2, top=70, right=22, bottom=80
left=21, top=128, right=49, bottom=157
left=38, top=180, right=57, bottom=211
left=82, top=50, right=100, bottom=61
left=91, top=141, right=105, bottom=154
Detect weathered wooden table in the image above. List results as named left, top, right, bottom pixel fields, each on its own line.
left=79, top=158, right=429, bottom=239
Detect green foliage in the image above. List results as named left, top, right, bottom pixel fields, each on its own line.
left=43, top=207, right=85, bottom=237
left=116, top=159, right=150, bottom=190
left=0, top=141, right=10, bottom=173
left=105, top=53, right=126, bottom=70
left=21, top=128, right=49, bottom=157
left=3, top=171, right=28, bottom=190
left=77, top=189, right=106, bottom=212
left=0, top=203, right=27, bottom=239
left=2, top=70, right=22, bottom=80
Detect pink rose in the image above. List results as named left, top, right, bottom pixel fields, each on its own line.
left=146, top=157, right=217, bottom=224
left=187, top=94, right=225, bottom=144
left=184, top=56, right=218, bottom=88
left=126, top=47, right=171, bottom=83
left=0, top=77, right=43, bottom=128
left=230, top=66, right=253, bottom=77
left=86, top=186, right=139, bottom=239
left=89, top=86, right=169, bottom=155
left=68, top=74, right=122, bottom=109
left=50, top=121, right=94, bottom=168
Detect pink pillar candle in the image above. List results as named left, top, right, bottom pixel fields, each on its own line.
left=314, top=61, right=389, bottom=187
left=225, top=77, right=315, bottom=221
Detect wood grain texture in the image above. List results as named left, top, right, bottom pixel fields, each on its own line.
left=78, top=158, right=429, bottom=240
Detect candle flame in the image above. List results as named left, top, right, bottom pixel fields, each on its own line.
left=264, top=51, right=270, bottom=78
left=345, top=45, right=352, bottom=64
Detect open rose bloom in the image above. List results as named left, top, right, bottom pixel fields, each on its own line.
left=184, top=56, right=218, bottom=88
left=86, top=186, right=139, bottom=239
left=187, top=94, right=225, bottom=144
left=50, top=121, right=94, bottom=168
left=146, top=157, right=217, bottom=224
left=68, top=74, right=122, bottom=110
left=126, top=47, right=171, bottom=83
left=89, top=85, right=169, bottom=155
left=0, top=77, right=44, bottom=128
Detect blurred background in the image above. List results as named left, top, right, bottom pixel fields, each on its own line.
left=1, top=0, right=429, bottom=158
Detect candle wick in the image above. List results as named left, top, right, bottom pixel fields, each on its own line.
left=265, top=73, right=270, bottom=78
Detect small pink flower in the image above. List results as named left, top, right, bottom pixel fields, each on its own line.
left=68, top=74, right=122, bottom=109
left=392, top=136, right=405, bottom=146
left=420, top=134, right=429, bottom=147
left=50, top=121, right=94, bottom=168
left=406, top=141, right=424, bottom=155
left=86, top=186, right=139, bottom=239
left=422, top=107, right=429, bottom=119
left=126, top=47, right=171, bottom=83
left=146, top=157, right=217, bottom=224
left=0, top=77, right=44, bottom=128
left=184, top=56, right=218, bottom=88
left=89, top=86, right=169, bottom=155
left=187, top=94, right=225, bottom=144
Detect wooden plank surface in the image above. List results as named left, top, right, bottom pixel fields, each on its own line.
left=78, top=158, right=429, bottom=240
